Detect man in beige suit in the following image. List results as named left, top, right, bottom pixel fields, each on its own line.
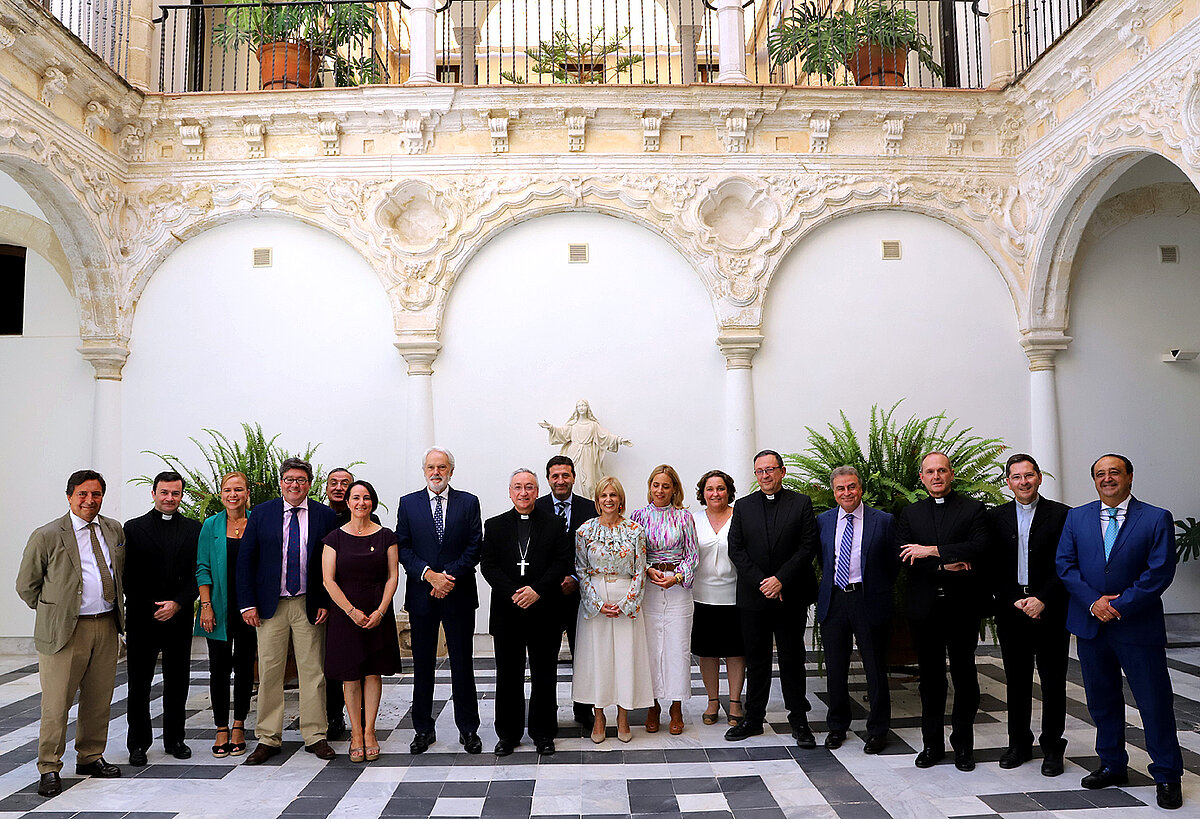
left=17, top=470, right=125, bottom=797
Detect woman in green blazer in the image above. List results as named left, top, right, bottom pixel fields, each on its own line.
left=195, top=471, right=256, bottom=757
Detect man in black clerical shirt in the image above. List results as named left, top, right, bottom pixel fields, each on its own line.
left=898, top=452, right=989, bottom=772
left=122, top=471, right=200, bottom=766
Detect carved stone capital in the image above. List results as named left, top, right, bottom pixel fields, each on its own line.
left=394, top=338, right=443, bottom=376
left=83, top=99, right=110, bottom=138
left=716, top=333, right=765, bottom=369
left=40, top=65, right=68, bottom=106
left=1020, top=331, right=1072, bottom=371
left=79, top=338, right=131, bottom=380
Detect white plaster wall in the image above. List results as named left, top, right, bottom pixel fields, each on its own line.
left=120, top=216, right=408, bottom=524
left=434, top=211, right=726, bottom=629
left=755, top=210, right=1031, bottom=479
left=0, top=170, right=49, bottom=220
left=1057, top=214, right=1200, bottom=612
left=0, top=247, right=93, bottom=638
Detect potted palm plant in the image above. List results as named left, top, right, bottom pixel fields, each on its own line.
left=768, top=0, right=944, bottom=87
left=212, top=0, right=378, bottom=90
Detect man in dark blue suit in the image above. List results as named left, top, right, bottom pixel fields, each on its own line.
left=815, top=466, right=896, bottom=754
left=396, top=446, right=484, bottom=754
left=1056, top=454, right=1183, bottom=810
left=237, top=458, right=338, bottom=764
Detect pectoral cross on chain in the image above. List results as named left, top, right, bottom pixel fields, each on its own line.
left=517, top=558, right=529, bottom=576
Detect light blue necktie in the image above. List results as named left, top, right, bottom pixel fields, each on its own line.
left=835, top=513, right=853, bottom=589
left=434, top=494, right=445, bottom=544
left=1103, top=507, right=1119, bottom=561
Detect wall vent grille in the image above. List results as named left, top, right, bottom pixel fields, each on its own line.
left=252, top=247, right=273, bottom=268
left=568, top=243, right=589, bottom=264
left=881, top=240, right=902, bottom=260
left=1160, top=245, right=1179, bottom=264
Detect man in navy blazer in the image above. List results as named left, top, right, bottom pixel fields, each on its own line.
left=237, top=457, right=338, bottom=765
left=396, top=446, right=484, bottom=755
left=815, top=466, right=896, bottom=754
left=1056, top=454, right=1183, bottom=810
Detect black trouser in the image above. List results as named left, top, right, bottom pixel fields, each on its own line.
left=493, top=625, right=560, bottom=743
left=206, top=615, right=256, bottom=727
left=910, top=602, right=980, bottom=753
left=996, top=605, right=1069, bottom=752
left=741, top=602, right=809, bottom=728
left=822, top=590, right=890, bottom=738
left=409, top=604, right=479, bottom=735
left=126, top=610, right=192, bottom=752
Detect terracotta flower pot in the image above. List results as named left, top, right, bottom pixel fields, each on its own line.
left=257, top=41, right=318, bottom=90
left=847, top=42, right=909, bottom=87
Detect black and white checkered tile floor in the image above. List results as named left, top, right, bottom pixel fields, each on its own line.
left=0, top=638, right=1198, bottom=818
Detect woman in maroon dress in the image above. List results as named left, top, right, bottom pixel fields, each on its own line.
left=322, top=479, right=401, bottom=762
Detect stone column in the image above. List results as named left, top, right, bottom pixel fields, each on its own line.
left=986, top=0, right=1018, bottom=89
left=1020, top=331, right=1071, bottom=496
left=676, top=24, right=703, bottom=84
left=406, top=0, right=439, bottom=84
left=79, top=339, right=130, bottom=516
left=717, top=332, right=763, bottom=490
left=452, top=26, right=480, bottom=85
left=124, top=0, right=157, bottom=90
left=715, top=0, right=749, bottom=83
left=395, top=338, right=442, bottom=468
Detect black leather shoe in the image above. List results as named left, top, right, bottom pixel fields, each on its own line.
left=998, top=745, right=1032, bottom=769
left=1041, top=751, right=1064, bottom=777
left=410, top=731, right=436, bottom=754
left=76, top=757, right=120, bottom=777
left=128, top=747, right=147, bottom=767
left=1081, top=765, right=1128, bottom=789
left=823, top=731, right=845, bottom=750
left=459, top=732, right=483, bottom=754
left=536, top=739, right=555, bottom=756
left=954, top=750, right=975, bottom=772
left=494, top=740, right=514, bottom=757
left=863, top=734, right=887, bottom=755
left=243, top=743, right=281, bottom=765
left=1157, top=782, right=1183, bottom=810
left=327, top=716, right=347, bottom=743
left=165, top=741, right=192, bottom=760
left=724, top=719, right=763, bottom=741
left=305, top=740, right=336, bottom=760
left=914, top=748, right=945, bottom=768
left=792, top=724, right=816, bottom=749
left=37, top=772, right=61, bottom=797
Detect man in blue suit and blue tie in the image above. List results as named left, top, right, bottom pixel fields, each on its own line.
left=396, top=446, right=484, bottom=754
left=815, top=466, right=896, bottom=754
left=1056, top=454, right=1183, bottom=810
left=238, top=458, right=338, bottom=764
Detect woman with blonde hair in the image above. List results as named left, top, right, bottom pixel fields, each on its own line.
left=631, top=464, right=698, bottom=735
left=195, top=471, right=255, bottom=757
left=573, top=476, right=654, bottom=743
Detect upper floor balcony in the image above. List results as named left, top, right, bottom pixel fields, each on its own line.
left=40, top=0, right=1101, bottom=94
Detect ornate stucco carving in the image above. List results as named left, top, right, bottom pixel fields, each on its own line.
left=40, top=65, right=68, bottom=106
left=83, top=100, right=109, bottom=138
left=808, top=111, right=840, bottom=153
left=0, top=23, right=15, bottom=50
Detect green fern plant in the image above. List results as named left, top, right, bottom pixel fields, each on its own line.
left=500, top=19, right=643, bottom=83
left=131, top=422, right=361, bottom=519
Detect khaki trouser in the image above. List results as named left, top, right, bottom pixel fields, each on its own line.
left=255, top=596, right=327, bottom=746
left=37, top=613, right=119, bottom=774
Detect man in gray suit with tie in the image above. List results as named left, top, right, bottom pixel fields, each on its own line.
left=17, top=470, right=126, bottom=797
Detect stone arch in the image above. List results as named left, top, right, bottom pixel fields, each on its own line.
left=0, top=206, right=74, bottom=295
left=1026, top=146, right=1200, bottom=334
left=764, top=199, right=1024, bottom=330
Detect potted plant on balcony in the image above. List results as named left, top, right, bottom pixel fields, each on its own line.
left=768, top=0, right=944, bottom=87
left=212, top=0, right=378, bottom=90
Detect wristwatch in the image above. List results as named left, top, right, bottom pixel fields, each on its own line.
left=674, top=572, right=684, bottom=586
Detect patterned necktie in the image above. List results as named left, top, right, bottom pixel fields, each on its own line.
left=1103, top=507, right=1119, bottom=561
left=286, top=507, right=301, bottom=595
left=434, top=494, right=445, bottom=543
left=835, top=513, right=853, bottom=589
left=85, top=522, right=116, bottom=604
left=555, top=500, right=568, bottom=531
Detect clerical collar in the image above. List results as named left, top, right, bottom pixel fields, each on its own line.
left=1017, top=498, right=1038, bottom=511
left=160, top=513, right=174, bottom=521
left=519, top=514, right=530, bottom=520
left=764, top=493, right=776, bottom=501
left=933, top=497, right=946, bottom=504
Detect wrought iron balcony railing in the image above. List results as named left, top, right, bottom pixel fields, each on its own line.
left=1010, top=0, right=1098, bottom=78
left=42, top=0, right=132, bottom=75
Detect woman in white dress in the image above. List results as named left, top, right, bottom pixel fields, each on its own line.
left=691, top=470, right=745, bottom=725
left=573, top=476, right=654, bottom=743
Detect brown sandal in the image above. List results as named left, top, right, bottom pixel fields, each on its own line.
left=727, top=699, right=743, bottom=727
left=702, top=698, right=720, bottom=725
left=644, top=702, right=661, bottom=733
left=668, top=702, right=684, bottom=735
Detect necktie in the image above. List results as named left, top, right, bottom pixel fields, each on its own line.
left=286, top=507, right=301, bottom=595
left=434, top=494, right=445, bottom=543
left=1103, top=507, right=1119, bottom=561
left=85, top=522, right=116, bottom=605
left=835, top=513, right=853, bottom=589
left=555, top=500, right=568, bottom=530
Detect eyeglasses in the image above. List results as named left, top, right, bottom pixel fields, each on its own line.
left=281, top=477, right=311, bottom=485
left=754, top=467, right=781, bottom=477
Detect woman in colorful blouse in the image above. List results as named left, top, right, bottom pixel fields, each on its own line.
left=631, top=464, right=699, bottom=735
left=572, top=476, right=654, bottom=743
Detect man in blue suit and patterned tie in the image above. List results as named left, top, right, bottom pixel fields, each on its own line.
left=238, top=457, right=338, bottom=765
left=815, top=466, right=896, bottom=754
left=1056, top=454, right=1183, bottom=811
left=396, top=446, right=484, bottom=755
